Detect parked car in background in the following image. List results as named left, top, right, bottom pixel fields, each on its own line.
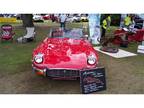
left=80, top=14, right=88, bottom=22
left=33, top=15, right=44, bottom=22
left=66, top=14, right=73, bottom=23
left=2, top=14, right=14, bottom=18
left=72, top=15, right=81, bottom=22
left=32, top=28, right=99, bottom=80
left=43, top=14, right=50, bottom=20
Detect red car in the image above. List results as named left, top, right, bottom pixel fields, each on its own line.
left=32, top=28, right=99, bottom=80
left=43, top=14, right=50, bottom=20
left=113, top=28, right=144, bottom=45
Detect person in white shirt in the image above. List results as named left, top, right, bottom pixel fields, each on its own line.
left=59, top=14, right=67, bottom=30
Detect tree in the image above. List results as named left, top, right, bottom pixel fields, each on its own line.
left=21, top=14, right=34, bottom=27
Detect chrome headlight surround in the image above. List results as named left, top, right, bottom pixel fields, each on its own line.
left=34, top=53, right=44, bottom=64
left=87, top=54, right=96, bottom=65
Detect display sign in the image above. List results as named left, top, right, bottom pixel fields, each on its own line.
left=0, top=17, right=16, bottom=23
left=80, top=67, right=106, bottom=94
left=88, top=14, right=101, bottom=45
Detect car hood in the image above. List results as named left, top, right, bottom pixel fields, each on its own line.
left=33, top=38, right=98, bottom=69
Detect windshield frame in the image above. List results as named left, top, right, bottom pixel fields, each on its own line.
left=48, top=28, right=85, bottom=39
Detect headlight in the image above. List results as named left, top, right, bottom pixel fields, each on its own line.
left=34, top=53, right=43, bottom=63
left=87, top=55, right=96, bottom=65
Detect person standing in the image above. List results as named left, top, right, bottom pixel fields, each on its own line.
left=51, top=14, right=55, bottom=22
left=124, top=14, right=132, bottom=28
left=101, top=15, right=108, bottom=42
left=107, top=14, right=111, bottom=28
left=59, top=14, right=67, bottom=30
left=129, top=15, right=135, bottom=29
left=100, top=15, right=112, bottom=44
left=121, top=14, right=134, bottom=47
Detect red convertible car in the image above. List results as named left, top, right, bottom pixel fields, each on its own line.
left=32, top=28, right=99, bottom=80
left=113, top=28, right=144, bottom=45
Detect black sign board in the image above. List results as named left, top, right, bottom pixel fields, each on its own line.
left=80, top=67, right=106, bottom=94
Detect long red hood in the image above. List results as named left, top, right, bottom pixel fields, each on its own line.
left=33, top=38, right=98, bottom=69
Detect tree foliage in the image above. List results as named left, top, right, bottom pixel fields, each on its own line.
left=21, top=14, right=34, bottom=27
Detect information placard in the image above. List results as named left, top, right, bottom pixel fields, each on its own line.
left=80, top=67, right=106, bottom=94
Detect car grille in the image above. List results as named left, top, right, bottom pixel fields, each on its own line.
left=46, top=69, right=80, bottom=78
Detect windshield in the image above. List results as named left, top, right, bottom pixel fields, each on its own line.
left=49, top=28, right=84, bottom=39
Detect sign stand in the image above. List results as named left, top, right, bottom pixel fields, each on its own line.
left=80, top=67, right=106, bottom=94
